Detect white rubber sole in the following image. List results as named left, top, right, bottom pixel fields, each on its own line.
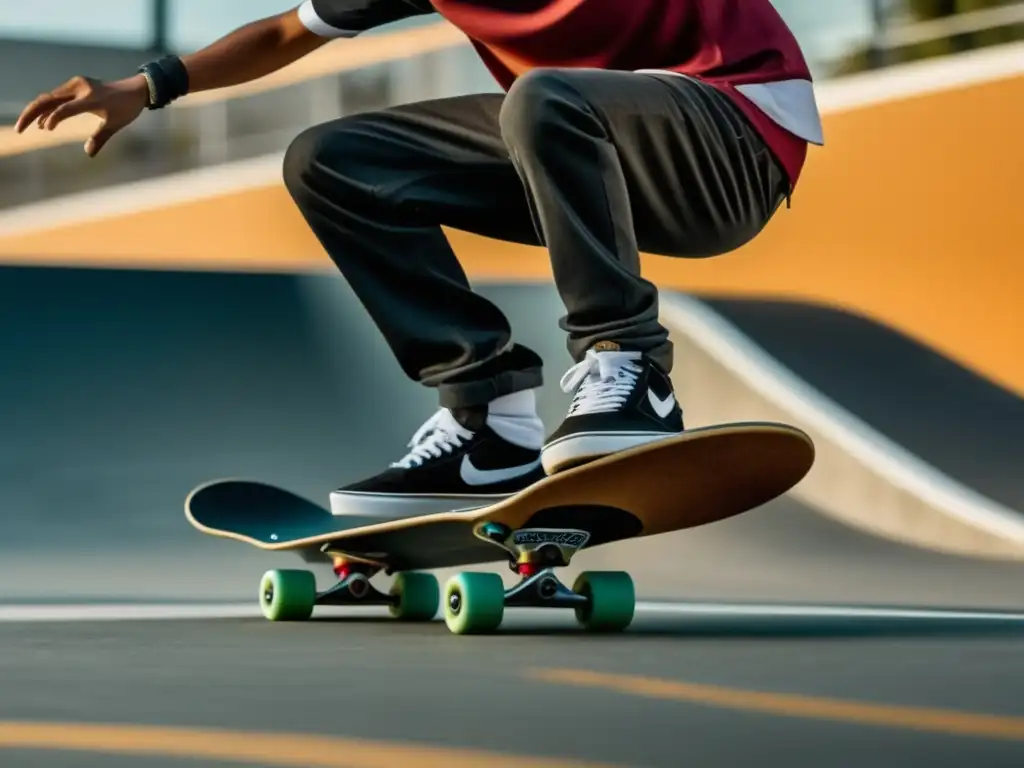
left=329, top=490, right=513, bottom=519
left=541, top=430, right=681, bottom=475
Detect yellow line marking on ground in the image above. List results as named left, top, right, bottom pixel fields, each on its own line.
left=0, top=721, right=618, bottom=767
left=530, top=668, right=1024, bottom=742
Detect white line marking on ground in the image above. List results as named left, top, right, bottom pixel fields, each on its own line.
left=1, top=601, right=1022, bottom=623
left=0, top=604, right=260, bottom=622
left=635, top=602, right=1024, bottom=622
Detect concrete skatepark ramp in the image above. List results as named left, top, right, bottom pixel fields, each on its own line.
left=662, top=294, right=1024, bottom=561
left=2, top=265, right=1024, bottom=607
left=702, top=297, right=1024, bottom=513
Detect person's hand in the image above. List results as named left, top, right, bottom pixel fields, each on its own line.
left=14, top=74, right=150, bottom=157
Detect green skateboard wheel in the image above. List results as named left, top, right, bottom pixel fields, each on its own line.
left=389, top=572, right=440, bottom=621
left=573, top=571, right=635, bottom=631
left=443, top=572, right=505, bottom=635
left=259, top=569, right=317, bottom=621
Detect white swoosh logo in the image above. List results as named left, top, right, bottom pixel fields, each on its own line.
left=647, top=389, right=676, bottom=418
left=460, top=455, right=542, bottom=486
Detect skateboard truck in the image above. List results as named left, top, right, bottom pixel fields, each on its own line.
left=467, top=520, right=599, bottom=609
left=256, top=547, right=444, bottom=624
left=474, top=521, right=590, bottom=570
left=315, top=556, right=391, bottom=606
left=420, top=519, right=636, bottom=634
left=500, top=568, right=587, bottom=610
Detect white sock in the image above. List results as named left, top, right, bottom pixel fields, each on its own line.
left=486, top=388, right=544, bottom=450
left=488, top=388, right=537, bottom=418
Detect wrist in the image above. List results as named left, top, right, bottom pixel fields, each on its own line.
left=137, top=55, right=190, bottom=110
left=123, top=73, right=153, bottom=108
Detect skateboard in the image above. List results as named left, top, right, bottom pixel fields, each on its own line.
left=185, top=421, right=814, bottom=635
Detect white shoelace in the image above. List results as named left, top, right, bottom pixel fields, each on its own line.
left=390, top=408, right=474, bottom=469
left=560, top=349, right=643, bottom=416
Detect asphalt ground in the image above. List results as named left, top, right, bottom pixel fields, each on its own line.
left=2, top=601, right=1024, bottom=767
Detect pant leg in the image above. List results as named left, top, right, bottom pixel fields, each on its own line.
left=498, top=69, right=790, bottom=373
left=283, top=94, right=546, bottom=408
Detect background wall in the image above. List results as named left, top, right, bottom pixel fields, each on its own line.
left=1, top=56, right=1021, bottom=397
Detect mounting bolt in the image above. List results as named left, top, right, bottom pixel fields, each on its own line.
left=348, top=576, right=369, bottom=599
left=538, top=577, right=558, bottom=600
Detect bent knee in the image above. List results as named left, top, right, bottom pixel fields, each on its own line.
left=282, top=117, right=382, bottom=202
left=499, top=68, right=588, bottom=148
left=282, top=124, right=331, bottom=198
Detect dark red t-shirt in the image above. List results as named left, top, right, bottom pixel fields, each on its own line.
left=302, top=0, right=824, bottom=186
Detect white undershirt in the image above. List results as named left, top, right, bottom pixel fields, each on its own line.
left=637, top=70, right=825, bottom=146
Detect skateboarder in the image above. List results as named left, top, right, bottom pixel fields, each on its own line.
left=16, top=1, right=823, bottom=519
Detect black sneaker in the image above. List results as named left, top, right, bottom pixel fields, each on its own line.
left=541, top=342, right=684, bottom=474
left=330, top=405, right=546, bottom=519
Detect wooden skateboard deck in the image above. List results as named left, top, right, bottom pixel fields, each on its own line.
left=186, top=422, right=815, bottom=571
left=186, top=422, right=814, bottom=633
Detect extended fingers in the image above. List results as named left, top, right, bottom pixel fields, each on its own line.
left=42, top=97, right=96, bottom=131
left=14, top=76, right=94, bottom=133
left=15, top=92, right=73, bottom=132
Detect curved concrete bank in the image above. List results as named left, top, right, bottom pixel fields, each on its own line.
left=702, top=298, right=1024, bottom=513
left=661, top=294, right=1024, bottom=560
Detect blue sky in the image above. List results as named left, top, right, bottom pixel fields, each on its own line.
left=0, top=1, right=873, bottom=70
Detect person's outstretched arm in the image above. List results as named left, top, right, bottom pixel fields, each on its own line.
left=13, top=1, right=434, bottom=157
